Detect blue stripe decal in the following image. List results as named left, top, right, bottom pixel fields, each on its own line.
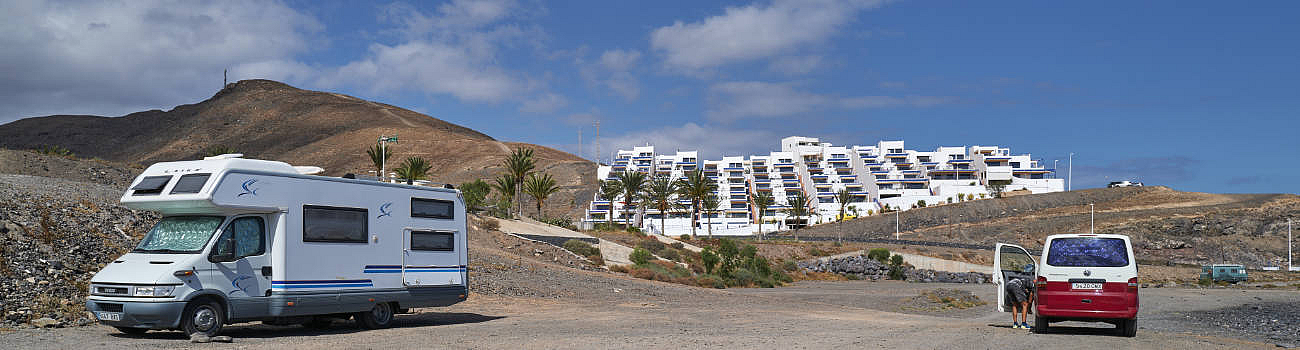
left=272, top=283, right=373, bottom=289
left=363, top=265, right=467, bottom=274
left=272, top=279, right=371, bottom=285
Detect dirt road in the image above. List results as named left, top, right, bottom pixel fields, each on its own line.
left=2, top=282, right=1292, bottom=349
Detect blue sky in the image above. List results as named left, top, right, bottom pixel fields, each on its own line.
left=2, top=0, right=1297, bottom=193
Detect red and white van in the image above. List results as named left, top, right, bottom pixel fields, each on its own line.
left=995, top=233, right=1139, bottom=337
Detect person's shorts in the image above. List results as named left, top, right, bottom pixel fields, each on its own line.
left=1006, top=281, right=1028, bottom=304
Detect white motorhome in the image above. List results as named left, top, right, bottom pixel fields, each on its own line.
left=85, top=155, right=468, bottom=336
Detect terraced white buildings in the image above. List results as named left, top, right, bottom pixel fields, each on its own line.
left=584, top=136, right=1063, bottom=236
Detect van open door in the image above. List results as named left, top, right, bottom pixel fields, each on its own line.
left=993, top=243, right=1036, bottom=312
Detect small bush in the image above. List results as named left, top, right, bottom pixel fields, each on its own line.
left=696, top=275, right=726, bottom=289
left=670, top=242, right=685, bottom=250
left=34, top=145, right=74, bottom=158
left=890, top=254, right=904, bottom=266
left=609, top=264, right=630, bottom=273
left=562, top=239, right=601, bottom=259
left=629, top=248, right=653, bottom=265
left=781, top=260, right=799, bottom=272
left=833, top=241, right=842, bottom=247
left=626, top=227, right=642, bottom=234
left=679, top=234, right=691, bottom=241
left=867, top=248, right=891, bottom=263
left=630, top=268, right=657, bottom=280
left=658, top=248, right=681, bottom=262
left=637, top=239, right=668, bottom=253
left=807, top=247, right=828, bottom=257
left=845, top=273, right=861, bottom=280
left=701, top=248, right=720, bottom=274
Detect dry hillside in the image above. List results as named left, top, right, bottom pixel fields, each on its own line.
left=791, top=186, right=1300, bottom=267
left=0, top=80, right=596, bottom=218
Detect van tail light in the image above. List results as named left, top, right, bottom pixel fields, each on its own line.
left=1036, top=276, right=1047, bottom=288
left=1127, top=277, right=1139, bottom=292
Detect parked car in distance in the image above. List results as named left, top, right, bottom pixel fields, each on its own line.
left=1107, top=181, right=1143, bottom=188
left=996, top=233, right=1139, bottom=337
left=1200, top=264, right=1248, bottom=283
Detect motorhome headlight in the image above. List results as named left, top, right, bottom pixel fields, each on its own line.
left=133, top=286, right=175, bottom=297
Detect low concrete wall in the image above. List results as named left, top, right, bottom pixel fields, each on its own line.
left=817, top=250, right=987, bottom=274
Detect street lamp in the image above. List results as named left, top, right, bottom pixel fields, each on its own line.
left=1053, top=160, right=1059, bottom=179
left=1068, top=153, right=1074, bottom=191
left=1090, top=203, right=1095, bottom=234
left=895, top=210, right=900, bottom=240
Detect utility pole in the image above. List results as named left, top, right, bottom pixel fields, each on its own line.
left=1053, top=160, right=1059, bottom=179
left=1090, top=203, right=1095, bottom=234
left=1289, top=219, right=1293, bottom=271
left=1068, top=153, right=1074, bottom=191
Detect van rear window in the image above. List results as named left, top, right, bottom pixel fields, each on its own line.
left=1046, top=237, right=1129, bottom=267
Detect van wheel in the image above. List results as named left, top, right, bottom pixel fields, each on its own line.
left=1119, top=319, right=1137, bottom=337
left=1033, top=315, right=1048, bottom=334
left=114, top=326, right=148, bottom=335
left=356, top=303, right=394, bottom=329
left=180, top=300, right=225, bottom=337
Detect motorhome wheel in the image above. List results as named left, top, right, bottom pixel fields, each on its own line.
left=357, top=303, right=394, bottom=329
left=181, top=300, right=225, bottom=336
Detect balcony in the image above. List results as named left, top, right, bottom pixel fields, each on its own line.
left=817, top=192, right=835, bottom=196
left=885, top=153, right=908, bottom=158
left=947, top=159, right=972, bottom=164
left=723, top=167, right=744, bottom=171
left=754, top=179, right=771, bottom=183
left=814, top=183, right=831, bottom=188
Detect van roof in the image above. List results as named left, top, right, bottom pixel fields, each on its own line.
left=1044, top=233, right=1131, bottom=240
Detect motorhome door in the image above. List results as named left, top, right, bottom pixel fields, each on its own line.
left=204, top=215, right=272, bottom=318
left=402, top=229, right=463, bottom=286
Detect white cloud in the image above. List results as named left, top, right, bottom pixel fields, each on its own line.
left=601, top=122, right=781, bottom=160
left=519, top=93, right=568, bottom=114
left=707, top=81, right=957, bottom=121
left=599, top=49, right=641, bottom=71
left=0, top=0, right=322, bottom=122
left=317, top=2, right=547, bottom=104
left=768, top=55, right=824, bottom=75
left=650, top=0, right=886, bottom=72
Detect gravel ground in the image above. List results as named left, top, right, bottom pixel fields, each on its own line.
left=0, top=283, right=1291, bottom=349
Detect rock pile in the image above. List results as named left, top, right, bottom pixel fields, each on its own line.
left=0, top=174, right=158, bottom=328
left=798, top=254, right=989, bottom=283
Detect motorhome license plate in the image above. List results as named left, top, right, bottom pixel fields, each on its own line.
left=1071, top=282, right=1103, bottom=290
left=95, top=311, right=122, bottom=321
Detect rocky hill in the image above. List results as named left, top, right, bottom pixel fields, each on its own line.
left=791, top=186, right=1300, bottom=267
left=0, top=80, right=596, bottom=218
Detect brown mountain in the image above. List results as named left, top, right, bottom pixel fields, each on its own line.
left=0, top=79, right=596, bottom=218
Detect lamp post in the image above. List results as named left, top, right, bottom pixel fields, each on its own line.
left=1053, top=160, right=1059, bottom=179
left=1289, top=218, right=1293, bottom=271
left=895, top=210, right=900, bottom=240
left=378, top=134, right=398, bottom=181
left=1090, top=203, right=1095, bottom=234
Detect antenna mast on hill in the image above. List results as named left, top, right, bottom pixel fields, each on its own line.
left=223, top=69, right=228, bottom=87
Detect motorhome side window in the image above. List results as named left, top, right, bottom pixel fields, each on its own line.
left=212, top=217, right=266, bottom=258
left=410, top=231, right=455, bottom=251
left=303, top=205, right=369, bottom=243
left=169, top=173, right=211, bottom=194
left=412, top=198, right=454, bottom=219
left=131, top=175, right=172, bottom=196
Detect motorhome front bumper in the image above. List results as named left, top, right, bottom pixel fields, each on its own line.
left=86, top=298, right=186, bottom=329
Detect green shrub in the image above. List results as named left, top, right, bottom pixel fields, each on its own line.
left=563, top=239, right=601, bottom=259
left=890, top=254, right=904, bottom=266
left=629, top=248, right=653, bottom=265
left=845, top=273, right=860, bottom=280
left=700, top=248, right=720, bottom=274
left=34, top=145, right=74, bottom=158
left=679, top=234, right=691, bottom=241
left=807, top=247, right=828, bottom=257
left=670, top=242, right=685, bottom=250
left=658, top=248, right=682, bottom=262
left=637, top=239, right=668, bottom=253
left=626, top=227, right=642, bottom=234
left=867, top=248, right=891, bottom=263
left=609, top=264, right=630, bottom=273
left=696, top=275, right=726, bottom=289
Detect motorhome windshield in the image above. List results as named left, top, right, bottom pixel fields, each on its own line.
left=133, top=216, right=224, bottom=253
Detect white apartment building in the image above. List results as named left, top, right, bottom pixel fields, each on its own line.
left=584, top=136, right=1064, bottom=236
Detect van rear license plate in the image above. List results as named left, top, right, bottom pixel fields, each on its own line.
left=1071, top=282, right=1103, bottom=290
left=95, top=311, right=122, bottom=321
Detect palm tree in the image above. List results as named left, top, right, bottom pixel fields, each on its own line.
left=393, top=157, right=431, bottom=185
left=616, top=171, right=648, bottom=230
left=366, top=143, right=391, bottom=176
left=597, top=180, right=622, bottom=229
left=786, top=191, right=813, bottom=240
left=503, top=147, right=536, bottom=217
left=835, top=189, right=854, bottom=243
left=676, top=169, right=718, bottom=238
left=522, top=173, right=559, bottom=217
left=700, top=194, right=723, bottom=238
left=749, top=191, right=775, bottom=240
left=643, top=176, right=678, bottom=235
left=491, top=174, right=517, bottom=217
